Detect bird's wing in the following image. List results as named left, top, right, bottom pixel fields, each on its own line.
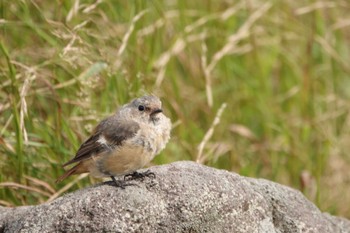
left=62, top=118, right=140, bottom=167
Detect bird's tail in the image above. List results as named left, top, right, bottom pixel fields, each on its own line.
left=56, top=164, right=80, bottom=183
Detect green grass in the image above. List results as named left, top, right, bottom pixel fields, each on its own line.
left=1, top=0, right=350, bottom=217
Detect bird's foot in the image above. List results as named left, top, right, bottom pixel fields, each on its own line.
left=124, top=170, right=156, bottom=181
left=110, top=176, right=137, bottom=189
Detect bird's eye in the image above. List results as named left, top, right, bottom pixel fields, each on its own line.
left=138, top=105, right=145, bottom=111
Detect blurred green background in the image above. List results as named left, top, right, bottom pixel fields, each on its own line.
left=1, top=0, right=350, bottom=218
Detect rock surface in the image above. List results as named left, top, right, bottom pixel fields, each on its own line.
left=0, top=161, right=349, bottom=232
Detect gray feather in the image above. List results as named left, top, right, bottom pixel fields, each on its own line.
left=62, top=117, right=140, bottom=167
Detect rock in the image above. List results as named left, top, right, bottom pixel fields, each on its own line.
left=0, top=161, right=349, bottom=232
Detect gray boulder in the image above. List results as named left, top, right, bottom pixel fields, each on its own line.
left=0, top=161, right=349, bottom=232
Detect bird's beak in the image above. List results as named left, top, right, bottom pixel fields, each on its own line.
left=151, top=109, right=162, bottom=116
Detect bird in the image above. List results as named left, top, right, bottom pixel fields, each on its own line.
left=56, top=95, right=171, bottom=187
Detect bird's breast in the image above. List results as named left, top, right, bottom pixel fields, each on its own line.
left=92, top=142, right=152, bottom=177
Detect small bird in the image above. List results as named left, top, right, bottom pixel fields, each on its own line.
left=56, top=95, right=171, bottom=187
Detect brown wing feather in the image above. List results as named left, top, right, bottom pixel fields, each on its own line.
left=62, top=118, right=140, bottom=167
left=62, top=133, right=104, bottom=167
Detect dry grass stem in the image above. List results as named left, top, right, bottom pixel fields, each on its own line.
left=66, top=0, right=81, bottom=22
left=208, top=2, right=271, bottom=73
left=114, top=9, right=149, bottom=69
left=315, top=36, right=350, bottom=72
left=201, top=39, right=213, bottom=107
left=138, top=11, right=180, bottom=37
left=185, top=4, right=242, bottom=34
left=332, top=19, right=350, bottom=30
left=196, top=103, right=227, bottom=164
left=24, top=175, right=55, bottom=194
left=47, top=174, right=88, bottom=202
left=19, top=74, right=35, bottom=143
left=82, top=0, right=103, bottom=13
left=0, top=200, right=13, bottom=207
left=229, top=124, right=257, bottom=141
left=0, top=136, right=15, bottom=153
left=155, top=32, right=206, bottom=86
left=295, top=1, right=344, bottom=15
left=0, top=182, right=52, bottom=197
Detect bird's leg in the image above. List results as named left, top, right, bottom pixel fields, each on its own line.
left=124, top=170, right=156, bottom=181
left=110, top=176, right=125, bottom=189
left=110, top=176, right=136, bottom=189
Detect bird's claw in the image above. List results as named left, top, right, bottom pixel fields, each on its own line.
left=110, top=176, right=137, bottom=189
left=124, top=170, right=156, bottom=181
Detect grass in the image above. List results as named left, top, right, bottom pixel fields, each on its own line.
left=1, top=0, right=350, bottom=217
